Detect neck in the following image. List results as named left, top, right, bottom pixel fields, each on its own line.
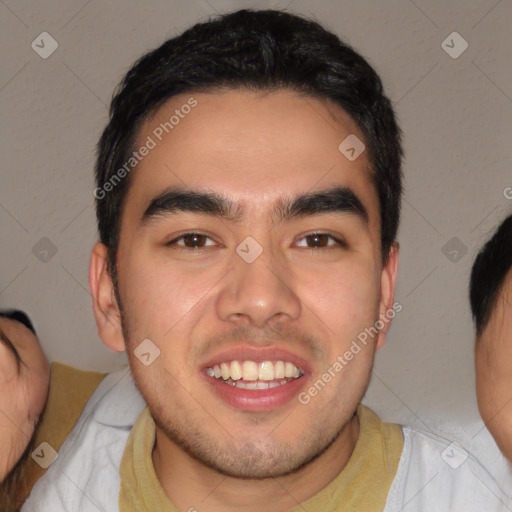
left=152, top=413, right=360, bottom=512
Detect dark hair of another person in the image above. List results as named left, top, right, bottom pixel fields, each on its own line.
left=0, top=433, right=38, bottom=511
left=94, top=9, right=403, bottom=289
left=470, top=213, right=512, bottom=335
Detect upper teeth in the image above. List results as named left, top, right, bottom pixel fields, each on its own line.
left=206, top=360, right=302, bottom=381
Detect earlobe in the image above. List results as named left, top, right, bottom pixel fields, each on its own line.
left=375, top=242, right=400, bottom=351
left=89, top=242, right=126, bottom=352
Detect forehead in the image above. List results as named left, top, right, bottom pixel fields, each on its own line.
left=0, top=316, right=37, bottom=354
left=126, top=88, right=378, bottom=220
left=0, top=316, right=27, bottom=336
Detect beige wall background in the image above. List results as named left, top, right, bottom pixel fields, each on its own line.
left=1, top=0, right=511, bottom=429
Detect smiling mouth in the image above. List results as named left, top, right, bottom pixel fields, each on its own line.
left=205, top=359, right=304, bottom=390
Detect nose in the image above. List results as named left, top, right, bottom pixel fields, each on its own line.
left=215, top=245, right=301, bottom=329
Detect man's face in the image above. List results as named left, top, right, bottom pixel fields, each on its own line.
left=476, top=269, right=512, bottom=461
left=93, top=89, right=397, bottom=478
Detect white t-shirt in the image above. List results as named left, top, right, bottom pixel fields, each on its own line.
left=22, top=366, right=511, bottom=512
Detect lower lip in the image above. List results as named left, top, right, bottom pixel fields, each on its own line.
left=202, top=373, right=308, bottom=412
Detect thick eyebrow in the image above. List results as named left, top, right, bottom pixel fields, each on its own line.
left=140, top=185, right=368, bottom=226
left=0, top=327, right=22, bottom=372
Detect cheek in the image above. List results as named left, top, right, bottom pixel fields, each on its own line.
left=299, top=259, right=380, bottom=336
left=121, top=251, right=213, bottom=341
left=25, top=376, right=48, bottom=421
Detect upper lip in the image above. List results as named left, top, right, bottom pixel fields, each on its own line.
left=200, top=345, right=312, bottom=375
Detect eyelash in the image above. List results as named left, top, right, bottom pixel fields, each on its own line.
left=165, top=231, right=346, bottom=252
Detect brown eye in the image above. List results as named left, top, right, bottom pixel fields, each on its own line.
left=166, top=232, right=216, bottom=249
left=295, top=232, right=345, bottom=249
left=181, top=234, right=207, bottom=248
left=307, top=233, right=329, bottom=248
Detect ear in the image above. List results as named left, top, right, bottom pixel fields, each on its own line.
left=89, top=242, right=126, bottom=352
left=375, top=242, right=400, bottom=351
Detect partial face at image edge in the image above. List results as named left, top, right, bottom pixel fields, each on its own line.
left=475, top=268, right=512, bottom=462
